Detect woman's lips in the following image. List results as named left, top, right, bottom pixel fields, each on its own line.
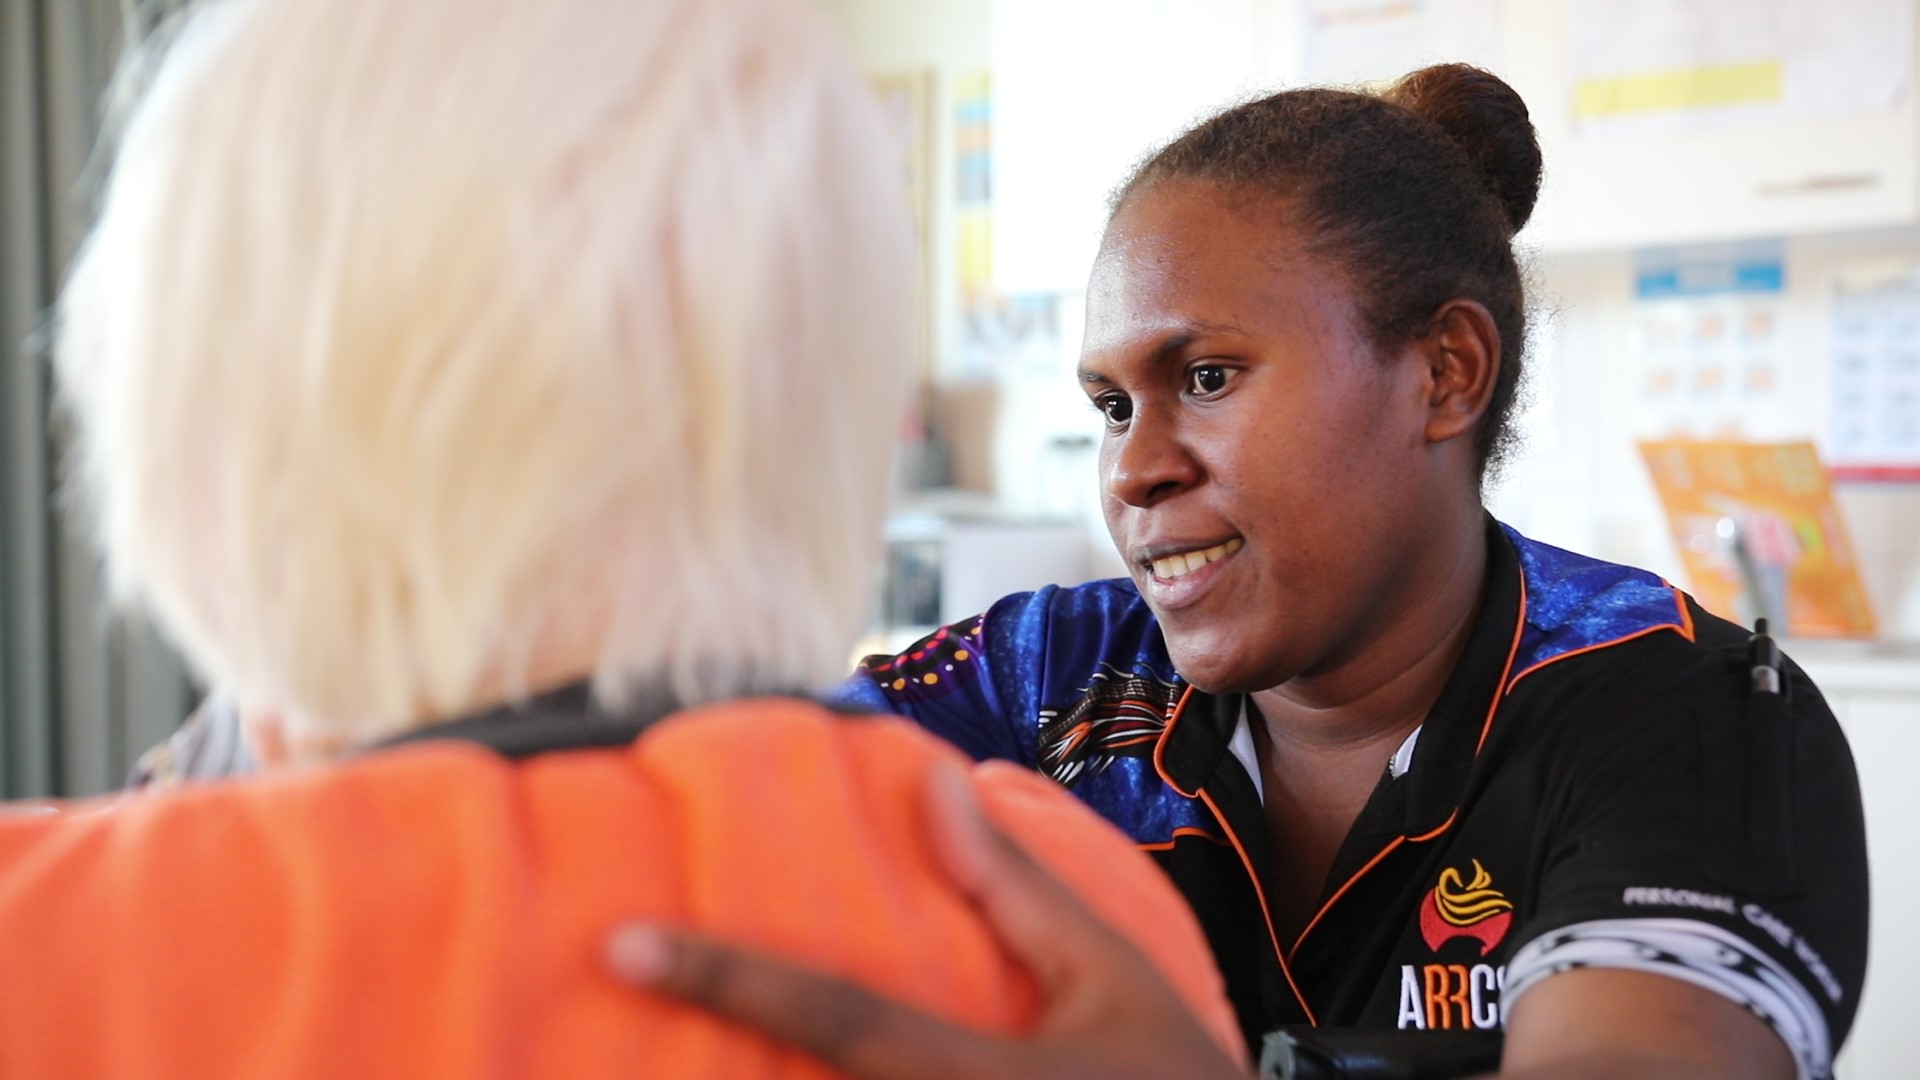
left=1140, top=536, right=1244, bottom=609
left=1147, top=536, right=1244, bottom=580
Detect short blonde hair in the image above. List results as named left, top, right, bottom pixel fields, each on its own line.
left=56, top=0, right=913, bottom=745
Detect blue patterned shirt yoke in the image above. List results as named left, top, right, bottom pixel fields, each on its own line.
left=830, top=578, right=1223, bottom=848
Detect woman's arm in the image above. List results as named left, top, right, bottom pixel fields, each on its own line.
left=1495, top=968, right=1794, bottom=1079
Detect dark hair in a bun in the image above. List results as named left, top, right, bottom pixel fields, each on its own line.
left=1114, top=63, right=1541, bottom=479
left=1385, top=64, right=1542, bottom=234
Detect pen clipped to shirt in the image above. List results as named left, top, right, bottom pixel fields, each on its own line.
left=1749, top=617, right=1783, bottom=697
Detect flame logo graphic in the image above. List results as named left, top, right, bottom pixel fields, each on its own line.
left=1434, top=859, right=1513, bottom=927
left=1418, top=859, right=1514, bottom=956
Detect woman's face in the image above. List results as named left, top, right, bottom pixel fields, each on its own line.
left=1080, top=180, right=1465, bottom=695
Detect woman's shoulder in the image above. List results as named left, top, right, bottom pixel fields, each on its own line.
left=1492, top=525, right=1843, bottom=751
left=1500, top=524, right=1699, bottom=681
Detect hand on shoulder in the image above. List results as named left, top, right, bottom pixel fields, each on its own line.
left=605, top=758, right=1252, bottom=1080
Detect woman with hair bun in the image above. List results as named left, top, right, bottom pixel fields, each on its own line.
left=629, top=65, right=1867, bottom=1080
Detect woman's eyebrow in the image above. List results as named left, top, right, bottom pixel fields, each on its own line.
left=1078, top=324, right=1244, bottom=384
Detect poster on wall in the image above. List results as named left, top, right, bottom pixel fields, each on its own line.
left=1566, top=0, right=1912, bottom=137
left=1825, top=259, right=1920, bottom=481
left=1629, top=243, right=1790, bottom=440
left=1302, top=0, right=1503, bottom=85
left=951, top=70, right=1070, bottom=381
left=954, top=71, right=992, bottom=303
left=1639, top=439, right=1876, bottom=638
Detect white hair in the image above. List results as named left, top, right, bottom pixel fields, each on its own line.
left=55, top=0, right=914, bottom=745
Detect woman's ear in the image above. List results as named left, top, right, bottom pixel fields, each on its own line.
left=1422, top=299, right=1502, bottom=445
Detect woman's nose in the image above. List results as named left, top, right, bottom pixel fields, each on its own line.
left=1103, top=411, right=1201, bottom=508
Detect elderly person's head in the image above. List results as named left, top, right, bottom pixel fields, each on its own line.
left=56, top=0, right=913, bottom=760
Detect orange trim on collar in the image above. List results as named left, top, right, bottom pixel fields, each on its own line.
left=1407, top=808, right=1460, bottom=844
left=1503, top=578, right=1693, bottom=694
left=1152, top=684, right=1203, bottom=798
left=1199, top=786, right=1319, bottom=1027
left=1504, top=624, right=1693, bottom=694
left=1669, top=581, right=1698, bottom=641
left=1475, top=561, right=1531, bottom=755
left=1134, top=825, right=1231, bottom=852
left=1289, top=836, right=1405, bottom=963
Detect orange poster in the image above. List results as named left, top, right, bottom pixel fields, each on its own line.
left=1638, top=440, right=1876, bottom=638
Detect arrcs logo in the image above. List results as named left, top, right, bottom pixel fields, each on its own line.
left=1400, top=860, right=1515, bottom=1031
left=1418, top=858, right=1513, bottom=956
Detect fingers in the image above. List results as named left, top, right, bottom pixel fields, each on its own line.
left=924, top=760, right=1140, bottom=998
left=605, top=923, right=1016, bottom=1080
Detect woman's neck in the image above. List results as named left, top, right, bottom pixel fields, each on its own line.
left=1249, top=511, right=1488, bottom=756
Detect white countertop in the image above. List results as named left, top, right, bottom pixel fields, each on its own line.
left=1785, top=639, right=1920, bottom=695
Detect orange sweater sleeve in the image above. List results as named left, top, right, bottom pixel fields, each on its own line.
left=0, top=700, right=1241, bottom=1078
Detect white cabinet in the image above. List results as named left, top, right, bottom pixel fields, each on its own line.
left=1793, top=648, right=1920, bottom=1079
left=1519, top=3, right=1920, bottom=252
left=1532, top=107, right=1920, bottom=252
left=1832, top=692, right=1920, bottom=1079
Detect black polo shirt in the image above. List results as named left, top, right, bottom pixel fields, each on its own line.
left=836, top=521, right=1868, bottom=1079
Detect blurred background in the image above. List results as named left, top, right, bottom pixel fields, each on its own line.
left=1, top=0, right=1916, bottom=1072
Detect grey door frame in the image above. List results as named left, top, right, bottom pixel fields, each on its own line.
left=1, top=0, right=196, bottom=798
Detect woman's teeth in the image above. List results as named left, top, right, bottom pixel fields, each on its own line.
left=1151, top=537, right=1244, bottom=580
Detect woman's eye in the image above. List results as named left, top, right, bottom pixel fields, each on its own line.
left=1092, top=393, right=1133, bottom=425
left=1188, top=365, right=1231, bottom=395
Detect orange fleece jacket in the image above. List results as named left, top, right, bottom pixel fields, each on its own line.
left=0, top=698, right=1241, bottom=1078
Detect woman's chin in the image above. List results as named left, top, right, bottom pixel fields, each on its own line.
left=1164, top=640, right=1281, bottom=697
